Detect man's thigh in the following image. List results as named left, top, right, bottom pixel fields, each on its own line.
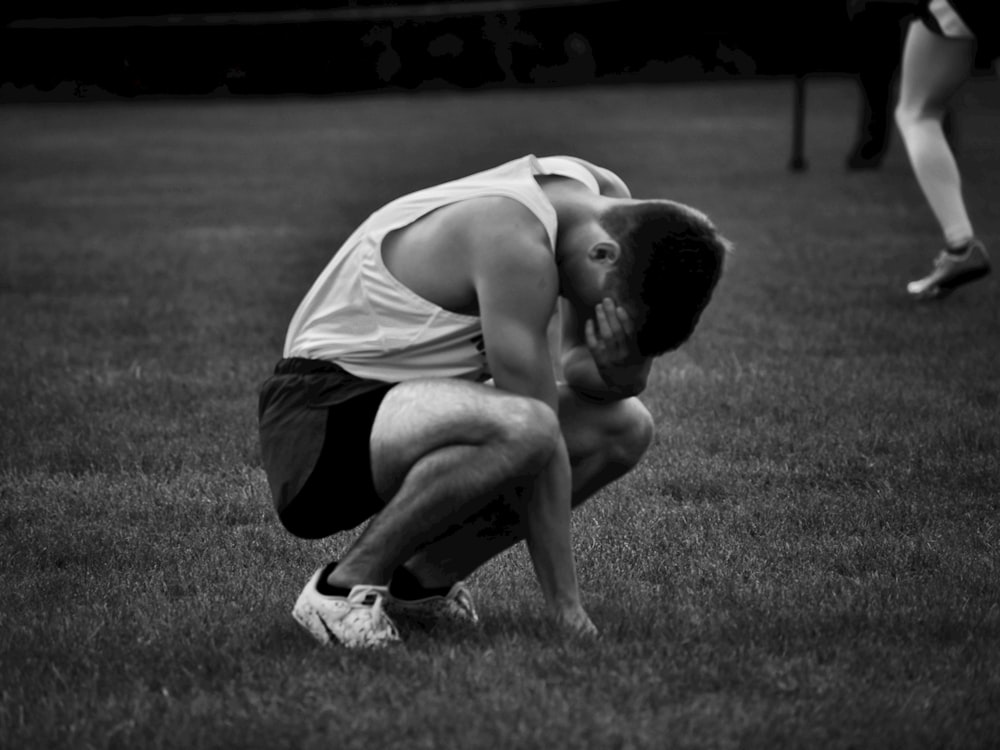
left=369, top=378, right=546, bottom=501
left=899, top=19, right=974, bottom=113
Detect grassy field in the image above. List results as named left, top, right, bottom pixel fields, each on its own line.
left=1, top=76, right=998, bottom=749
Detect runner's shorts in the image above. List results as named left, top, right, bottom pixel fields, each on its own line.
left=920, top=0, right=1000, bottom=57
left=257, top=358, right=396, bottom=539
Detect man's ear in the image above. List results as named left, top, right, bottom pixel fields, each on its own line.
left=589, top=240, right=621, bottom=266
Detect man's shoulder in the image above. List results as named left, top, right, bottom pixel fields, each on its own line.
left=451, top=194, right=550, bottom=236
left=449, top=198, right=556, bottom=302
left=444, top=196, right=553, bottom=263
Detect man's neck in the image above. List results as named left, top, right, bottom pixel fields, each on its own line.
left=539, top=178, right=607, bottom=252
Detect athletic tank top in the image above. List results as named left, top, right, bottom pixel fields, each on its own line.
left=283, top=154, right=603, bottom=382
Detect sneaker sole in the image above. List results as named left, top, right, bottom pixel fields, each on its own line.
left=387, top=599, right=479, bottom=624
left=938, top=264, right=991, bottom=291
left=910, top=265, right=990, bottom=300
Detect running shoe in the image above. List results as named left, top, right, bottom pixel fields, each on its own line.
left=907, top=239, right=991, bottom=300
left=292, top=567, right=400, bottom=648
left=387, top=579, right=480, bottom=625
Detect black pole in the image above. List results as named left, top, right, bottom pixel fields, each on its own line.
left=789, top=72, right=808, bottom=171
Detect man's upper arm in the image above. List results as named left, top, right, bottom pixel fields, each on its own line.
left=558, top=300, right=594, bottom=382
left=470, top=203, right=560, bottom=409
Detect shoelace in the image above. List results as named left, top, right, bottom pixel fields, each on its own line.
left=347, top=586, right=399, bottom=638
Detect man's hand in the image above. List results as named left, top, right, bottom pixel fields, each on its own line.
left=556, top=604, right=599, bottom=638
left=583, top=298, right=649, bottom=395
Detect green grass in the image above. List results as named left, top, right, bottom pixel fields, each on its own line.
left=1, top=77, right=999, bottom=749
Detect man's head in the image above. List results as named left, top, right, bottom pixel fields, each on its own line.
left=596, top=199, right=730, bottom=356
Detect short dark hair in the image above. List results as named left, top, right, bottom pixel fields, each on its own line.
left=600, top=200, right=730, bottom=356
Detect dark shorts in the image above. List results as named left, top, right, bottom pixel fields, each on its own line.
left=257, top=358, right=396, bottom=539
left=919, top=0, right=1000, bottom=57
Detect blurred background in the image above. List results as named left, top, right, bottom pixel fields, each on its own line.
left=1, top=0, right=880, bottom=99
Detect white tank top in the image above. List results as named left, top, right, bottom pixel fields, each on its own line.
left=283, top=154, right=602, bottom=382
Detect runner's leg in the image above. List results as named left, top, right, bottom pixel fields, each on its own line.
left=895, top=19, right=976, bottom=246
left=399, top=386, right=655, bottom=588
left=324, top=379, right=562, bottom=589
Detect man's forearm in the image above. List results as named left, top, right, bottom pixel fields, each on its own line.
left=522, top=435, right=585, bottom=617
left=562, top=348, right=649, bottom=402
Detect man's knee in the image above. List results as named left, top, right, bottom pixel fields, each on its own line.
left=895, top=103, right=934, bottom=147
left=896, top=92, right=949, bottom=131
left=597, top=398, right=654, bottom=470
left=894, top=102, right=907, bottom=129
left=617, top=399, right=655, bottom=467
left=895, top=98, right=922, bottom=130
left=495, top=396, right=562, bottom=472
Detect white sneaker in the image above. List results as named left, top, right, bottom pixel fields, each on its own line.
left=386, top=580, right=480, bottom=625
left=292, top=567, right=400, bottom=648
left=907, top=239, right=991, bottom=300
